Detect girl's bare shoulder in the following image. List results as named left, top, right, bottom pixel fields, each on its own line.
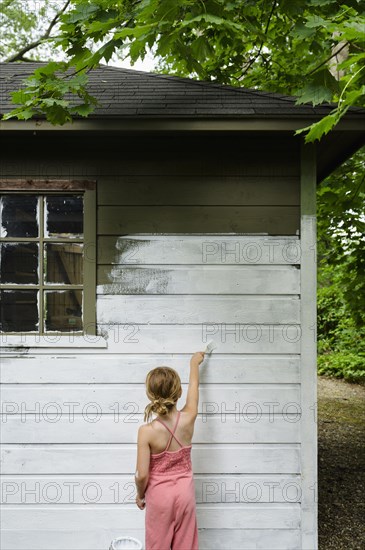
left=179, top=406, right=198, bottom=422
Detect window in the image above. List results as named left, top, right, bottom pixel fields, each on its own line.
left=0, top=181, right=96, bottom=335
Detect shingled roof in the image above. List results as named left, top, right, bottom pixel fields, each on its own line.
left=1, top=61, right=364, bottom=120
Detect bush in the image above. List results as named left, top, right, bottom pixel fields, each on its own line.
left=317, top=352, right=365, bottom=384
left=317, top=264, right=365, bottom=383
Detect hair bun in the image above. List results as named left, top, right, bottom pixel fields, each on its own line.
left=150, top=396, right=175, bottom=416
left=144, top=366, right=182, bottom=423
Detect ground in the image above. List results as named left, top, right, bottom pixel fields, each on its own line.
left=318, top=375, right=365, bottom=549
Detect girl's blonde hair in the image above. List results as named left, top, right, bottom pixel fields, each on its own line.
left=144, top=366, right=182, bottom=423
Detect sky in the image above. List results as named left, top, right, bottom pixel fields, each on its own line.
left=111, top=51, right=156, bottom=73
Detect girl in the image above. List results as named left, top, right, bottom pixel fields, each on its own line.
left=134, top=351, right=205, bottom=550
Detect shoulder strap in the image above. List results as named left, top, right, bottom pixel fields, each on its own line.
left=156, top=411, right=183, bottom=450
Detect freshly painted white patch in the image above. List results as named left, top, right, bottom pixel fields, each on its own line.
left=107, top=235, right=301, bottom=265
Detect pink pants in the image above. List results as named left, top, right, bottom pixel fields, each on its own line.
left=145, top=471, right=199, bottom=550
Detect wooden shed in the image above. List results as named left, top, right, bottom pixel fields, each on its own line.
left=0, top=62, right=364, bottom=550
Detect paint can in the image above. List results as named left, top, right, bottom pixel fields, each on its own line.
left=109, top=536, right=143, bottom=549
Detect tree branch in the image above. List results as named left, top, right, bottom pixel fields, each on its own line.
left=5, top=0, right=71, bottom=62
left=238, top=0, right=277, bottom=79
left=304, top=41, right=349, bottom=77
left=13, top=55, right=49, bottom=63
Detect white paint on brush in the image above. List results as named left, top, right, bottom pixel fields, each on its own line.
left=205, top=340, right=218, bottom=354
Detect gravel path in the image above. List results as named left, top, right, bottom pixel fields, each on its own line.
left=318, top=375, right=365, bottom=549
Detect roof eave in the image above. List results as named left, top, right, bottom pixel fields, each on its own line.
left=0, top=116, right=364, bottom=132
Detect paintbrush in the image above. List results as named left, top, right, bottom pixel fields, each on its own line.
left=204, top=340, right=218, bottom=355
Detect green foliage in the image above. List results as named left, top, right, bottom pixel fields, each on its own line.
left=317, top=148, right=365, bottom=382
left=1, top=0, right=364, bottom=135
left=2, top=63, right=99, bottom=125
left=317, top=352, right=365, bottom=383
left=317, top=267, right=365, bottom=383
left=317, top=147, right=365, bottom=327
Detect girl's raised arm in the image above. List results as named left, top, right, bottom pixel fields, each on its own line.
left=181, top=351, right=205, bottom=417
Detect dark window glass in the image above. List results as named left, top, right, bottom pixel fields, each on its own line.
left=0, top=195, right=38, bottom=237
left=45, top=290, right=82, bottom=331
left=0, top=243, right=38, bottom=284
left=0, top=290, right=38, bottom=332
left=45, top=243, right=83, bottom=284
left=45, top=196, right=83, bottom=237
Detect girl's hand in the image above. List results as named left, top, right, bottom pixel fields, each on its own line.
left=191, top=351, right=205, bottom=367
left=136, top=495, right=145, bottom=510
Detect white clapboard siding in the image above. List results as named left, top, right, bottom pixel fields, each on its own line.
left=98, top=235, right=301, bottom=265
left=1, top=444, right=300, bottom=474
left=97, top=295, right=300, bottom=324
left=97, top=325, right=302, bottom=354
left=1, top=474, right=301, bottom=504
left=1, top=415, right=301, bottom=444
left=1, top=384, right=300, bottom=415
left=0, top=336, right=107, bottom=349
left=0, top=528, right=301, bottom=550
left=1, top=503, right=301, bottom=530
left=0, top=325, right=302, bottom=354
left=0, top=229, right=305, bottom=550
left=0, top=355, right=301, bottom=383
left=199, top=528, right=301, bottom=550
left=97, top=264, right=300, bottom=295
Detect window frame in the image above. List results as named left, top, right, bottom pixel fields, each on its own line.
left=0, top=180, right=96, bottom=337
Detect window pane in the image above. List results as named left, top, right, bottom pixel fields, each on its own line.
left=45, top=196, right=83, bottom=238
left=45, top=243, right=83, bottom=284
left=0, top=195, right=38, bottom=237
left=0, top=290, right=38, bottom=332
left=0, top=243, right=39, bottom=284
left=45, top=290, right=82, bottom=331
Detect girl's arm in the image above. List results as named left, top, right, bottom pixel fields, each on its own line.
left=181, top=351, right=205, bottom=417
left=134, top=425, right=150, bottom=499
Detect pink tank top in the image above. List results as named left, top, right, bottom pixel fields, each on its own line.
left=149, top=411, right=193, bottom=475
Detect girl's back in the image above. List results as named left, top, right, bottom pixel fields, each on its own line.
left=147, top=410, right=196, bottom=455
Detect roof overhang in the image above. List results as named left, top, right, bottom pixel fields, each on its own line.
left=0, top=116, right=364, bottom=184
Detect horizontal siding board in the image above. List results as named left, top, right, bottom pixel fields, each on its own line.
left=1, top=384, right=300, bottom=415
left=97, top=325, right=301, bottom=354
left=97, top=295, right=300, bottom=324
left=97, top=265, right=300, bottom=294
left=0, top=528, right=301, bottom=550
left=98, top=205, right=300, bottom=234
left=199, top=528, right=301, bottom=549
left=1, top=503, right=301, bottom=530
left=97, top=235, right=302, bottom=265
left=1, top=444, right=300, bottom=474
left=1, top=415, right=301, bottom=444
left=1, top=474, right=301, bottom=504
left=1, top=355, right=301, bottom=383
left=98, top=176, right=300, bottom=205
left=1, top=326, right=301, bottom=354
